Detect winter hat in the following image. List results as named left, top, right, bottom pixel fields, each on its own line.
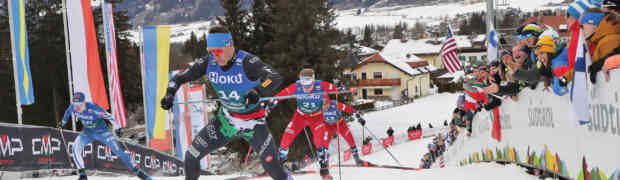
left=535, top=36, right=557, bottom=54
left=579, top=11, right=606, bottom=25
left=539, top=28, right=560, bottom=40
left=603, top=0, right=619, bottom=11
left=73, top=92, right=85, bottom=103
left=568, top=0, right=603, bottom=19
left=521, top=24, right=543, bottom=37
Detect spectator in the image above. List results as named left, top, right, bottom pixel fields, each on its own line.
left=521, top=24, right=544, bottom=64
left=416, top=123, right=422, bottom=130
left=420, top=153, right=432, bottom=169
left=534, top=35, right=557, bottom=88
left=603, top=0, right=620, bottom=13
left=602, top=55, right=620, bottom=81
left=363, top=136, right=372, bottom=145
left=443, top=120, right=448, bottom=126
left=586, top=10, right=620, bottom=83
left=386, top=126, right=394, bottom=137
left=428, top=123, right=434, bottom=129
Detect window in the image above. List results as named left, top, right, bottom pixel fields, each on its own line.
left=373, top=72, right=382, bottom=79
left=361, top=72, right=367, bottom=80
left=374, top=89, right=383, bottom=95
left=352, top=72, right=358, bottom=80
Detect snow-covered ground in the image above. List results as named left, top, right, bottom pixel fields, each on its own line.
left=12, top=92, right=544, bottom=179
left=334, top=0, right=567, bottom=29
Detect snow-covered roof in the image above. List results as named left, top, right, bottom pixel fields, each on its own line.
left=473, top=34, right=486, bottom=42
left=359, top=45, right=380, bottom=56
left=376, top=52, right=422, bottom=76
left=437, top=70, right=465, bottom=82
left=382, top=36, right=472, bottom=55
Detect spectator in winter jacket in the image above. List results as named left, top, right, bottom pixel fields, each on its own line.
left=522, top=24, right=544, bottom=65
left=416, top=123, right=422, bottom=130
left=535, top=35, right=558, bottom=88
left=420, top=153, right=432, bottom=169
left=586, top=11, right=620, bottom=83
left=386, top=126, right=394, bottom=137
left=428, top=123, right=434, bottom=129
left=363, top=136, right=372, bottom=145
left=602, top=54, right=620, bottom=81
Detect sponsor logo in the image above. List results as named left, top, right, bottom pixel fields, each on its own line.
left=96, top=145, right=118, bottom=162
left=588, top=104, right=620, bottom=136
left=261, top=79, right=272, bottom=88
left=209, top=72, right=244, bottom=84
left=528, top=107, right=554, bottom=128
left=500, top=113, right=512, bottom=130
left=144, top=154, right=161, bottom=169
left=195, top=136, right=208, bottom=148
left=0, top=135, right=23, bottom=157
left=285, top=129, right=295, bottom=134
left=189, top=146, right=200, bottom=158
left=32, top=135, right=61, bottom=156
left=258, top=134, right=272, bottom=156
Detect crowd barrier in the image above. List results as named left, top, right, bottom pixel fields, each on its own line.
left=0, top=123, right=185, bottom=176
left=447, top=70, right=620, bottom=179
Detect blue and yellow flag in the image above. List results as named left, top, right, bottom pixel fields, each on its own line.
left=8, top=0, right=34, bottom=105
left=142, top=26, right=171, bottom=150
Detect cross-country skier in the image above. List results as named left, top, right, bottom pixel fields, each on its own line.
left=159, top=25, right=292, bottom=180
left=273, top=68, right=343, bottom=180
left=321, top=98, right=368, bottom=166
left=57, top=92, right=151, bottom=180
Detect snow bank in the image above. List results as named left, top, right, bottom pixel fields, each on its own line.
left=447, top=70, right=620, bottom=179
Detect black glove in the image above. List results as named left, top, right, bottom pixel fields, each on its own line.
left=161, top=94, right=175, bottom=110
left=558, top=77, right=568, bottom=87
left=244, top=89, right=260, bottom=105
left=355, top=112, right=366, bottom=126
left=115, top=128, right=124, bottom=137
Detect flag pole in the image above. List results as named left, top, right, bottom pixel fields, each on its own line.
left=102, top=1, right=116, bottom=121
left=138, top=26, right=149, bottom=147
left=62, top=0, right=77, bottom=131
left=7, top=0, right=24, bottom=125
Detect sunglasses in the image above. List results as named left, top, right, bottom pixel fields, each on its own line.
left=515, top=35, right=525, bottom=40
left=209, top=49, right=224, bottom=56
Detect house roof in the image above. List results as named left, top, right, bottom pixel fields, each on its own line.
left=355, top=53, right=423, bottom=76
left=383, top=36, right=473, bottom=55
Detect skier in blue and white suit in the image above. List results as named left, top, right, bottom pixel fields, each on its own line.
left=58, top=92, right=151, bottom=180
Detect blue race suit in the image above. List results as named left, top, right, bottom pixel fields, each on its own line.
left=61, top=102, right=135, bottom=170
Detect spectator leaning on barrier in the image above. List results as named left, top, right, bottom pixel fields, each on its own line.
left=386, top=126, right=394, bottom=137
left=535, top=35, right=558, bottom=89
left=586, top=10, right=620, bottom=83
left=602, top=55, right=620, bottom=81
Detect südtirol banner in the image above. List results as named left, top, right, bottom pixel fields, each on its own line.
left=452, top=70, right=620, bottom=179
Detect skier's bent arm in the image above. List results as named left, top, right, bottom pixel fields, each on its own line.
left=91, top=103, right=119, bottom=130
left=274, top=83, right=297, bottom=98
left=243, top=55, right=283, bottom=97
left=166, top=57, right=209, bottom=96
left=60, top=105, right=74, bottom=127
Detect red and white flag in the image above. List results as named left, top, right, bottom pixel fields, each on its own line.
left=103, top=2, right=127, bottom=127
left=440, top=26, right=462, bottom=73
left=67, top=0, right=109, bottom=109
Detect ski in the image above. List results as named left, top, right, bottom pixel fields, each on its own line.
left=224, top=170, right=317, bottom=180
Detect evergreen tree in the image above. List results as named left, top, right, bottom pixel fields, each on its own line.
left=218, top=0, right=250, bottom=51
left=362, top=25, right=374, bottom=47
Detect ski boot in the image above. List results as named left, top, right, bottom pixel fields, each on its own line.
left=134, top=168, right=152, bottom=180
left=318, top=147, right=333, bottom=180
left=77, top=169, right=87, bottom=180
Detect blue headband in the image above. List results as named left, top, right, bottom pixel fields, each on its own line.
left=580, top=12, right=606, bottom=25
left=207, top=33, right=233, bottom=48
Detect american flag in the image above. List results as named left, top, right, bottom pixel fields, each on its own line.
left=103, top=3, right=127, bottom=128
left=440, top=26, right=462, bottom=73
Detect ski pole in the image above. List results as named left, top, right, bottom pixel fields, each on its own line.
left=302, top=128, right=318, bottom=160
left=173, top=88, right=357, bottom=105
left=336, top=120, right=342, bottom=180
left=363, top=126, right=402, bottom=166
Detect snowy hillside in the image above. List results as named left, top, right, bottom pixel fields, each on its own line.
left=334, top=0, right=567, bottom=29
left=128, top=20, right=216, bottom=43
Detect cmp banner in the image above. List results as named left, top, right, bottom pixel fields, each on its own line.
left=0, top=123, right=184, bottom=176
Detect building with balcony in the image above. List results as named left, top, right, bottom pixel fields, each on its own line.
left=344, top=49, right=434, bottom=101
